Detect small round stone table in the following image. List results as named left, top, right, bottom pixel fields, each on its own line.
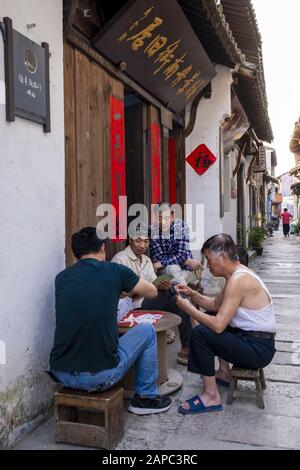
left=118, top=311, right=183, bottom=399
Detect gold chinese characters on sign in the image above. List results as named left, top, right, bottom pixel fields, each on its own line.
left=117, top=8, right=205, bottom=101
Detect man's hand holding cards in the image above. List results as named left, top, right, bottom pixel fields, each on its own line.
left=153, top=274, right=174, bottom=291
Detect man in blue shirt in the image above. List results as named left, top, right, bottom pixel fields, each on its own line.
left=50, top=227, right=172, bottom=415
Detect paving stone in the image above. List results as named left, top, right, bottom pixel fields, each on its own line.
left=273, top=351, right=299, bottom=366
left=265, top=363, right=300, bottom=383
left=179, top=411, right=300, bottom=449
left=276, top=341, right=298, bottom=353
left=275, top=314, right=300, bottom=325
left=275, top=330, right=300, bottom=342
left=162, top=434, right=282, bottom=450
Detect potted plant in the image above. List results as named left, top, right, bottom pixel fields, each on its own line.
left=236, top=223, right=245, bottom=246
left=295, top=220, right=300, bottom=236
left=249, top=227, right=266, bottom=256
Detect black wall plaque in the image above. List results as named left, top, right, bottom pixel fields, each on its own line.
left=2, top=17, right=51, bottom=132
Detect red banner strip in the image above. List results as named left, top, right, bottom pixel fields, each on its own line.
left=110, top=96, right=126, bottom=241
left=168, top=138, right=176, bottom=205
left=151, top=123, right=161, bottom=205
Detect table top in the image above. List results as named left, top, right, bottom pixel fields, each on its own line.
left=118, top=311, right=181, bottom=334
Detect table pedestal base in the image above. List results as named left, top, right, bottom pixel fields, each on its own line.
left=121, top=368, right=183, bottom=399
left=158, top=368, right=183, bottom=396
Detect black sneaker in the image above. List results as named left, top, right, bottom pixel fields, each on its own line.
left=128, top=394, right=172, bottom=415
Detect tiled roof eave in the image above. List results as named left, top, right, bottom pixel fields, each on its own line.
left=202, top=0, right=246, bottom=66
left=221, top=0, right=273, bottom=142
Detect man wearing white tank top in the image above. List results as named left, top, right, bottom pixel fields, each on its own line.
left=175, top=234, right=276, bottom=415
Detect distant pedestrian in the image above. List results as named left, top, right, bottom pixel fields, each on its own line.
left=281, top=209, right=293, bottom=237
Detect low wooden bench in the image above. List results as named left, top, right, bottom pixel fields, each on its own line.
left=54, top=386, right=124, bottom=449
left=227, top=367, right=267, bottom=409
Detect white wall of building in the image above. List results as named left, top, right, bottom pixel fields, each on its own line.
left=222, top=149, right=238, bottom=240
left=186, top=65, right=233, bottom=258
left=185, top=65, right=232, bottom=294
left=0, top=0, right=64, bottom=448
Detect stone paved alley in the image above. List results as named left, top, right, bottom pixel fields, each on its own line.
left=15, top=232, right=300, bottom=451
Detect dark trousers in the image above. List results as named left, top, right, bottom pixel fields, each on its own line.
left=189, top=325, right=276, bottom=376
left=141, top=290, right=192, bottom=348
left=283, top=224, right=290, bottom=236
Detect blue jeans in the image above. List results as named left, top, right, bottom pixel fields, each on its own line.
left=52, top=323, right=158, bottom=398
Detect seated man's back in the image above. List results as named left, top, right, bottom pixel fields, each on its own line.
left=50, top=258, right=139, bottom=373
left=49, top=227, right=172, bottom=416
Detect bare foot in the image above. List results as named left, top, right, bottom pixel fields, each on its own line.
left=180, top=347, right=189, bottom=357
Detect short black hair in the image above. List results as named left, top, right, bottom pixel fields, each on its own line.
left=154, top=201, right=173, bottom=213
left=71, top=227, right=106, bottom=259
left=201, top=234, right=239, bottom=262
left=284, top=208, right=288, bottom=212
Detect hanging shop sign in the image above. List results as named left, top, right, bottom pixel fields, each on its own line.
left=273, top=193, right=283, bottom=204
left=2, top=17, right=51, bottom=131
left=92, top=0, right=216, bottom=114
left=186, top=144, right=217, bottom=176
left=254, top=146, right=267, bottom=172
left=223, top=95, right=249, bottom=154
left=231, top=177, right=237, bottom=199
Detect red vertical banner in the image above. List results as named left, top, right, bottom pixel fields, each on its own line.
left=151, top=123, right=161, bottom=204
left=168, top=138, right=176, bottom=205
left=110, top=96, right=126, bottom=241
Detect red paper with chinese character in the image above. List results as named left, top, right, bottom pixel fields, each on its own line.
left=110, top=96, right=126, bottom=241
left=168, top=138, right=176, bottom=204
left=118, top=310, right=164, bottom=328
left=151, top=123, right=161, bottom=204
left=186, top=144, right=217, bottom=175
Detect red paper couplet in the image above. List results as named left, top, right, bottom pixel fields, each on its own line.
left=186, top=144, right=217, bottom=175
left=110, top=96, right=126, bottom=241
left=168, top=138, right=176, bottom=205
left=151, top=123, right=162, bottom=204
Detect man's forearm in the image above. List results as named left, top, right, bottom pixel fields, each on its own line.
left=191, top=292, right=217, bottom=312
left=182, top=302, right=221, bottom=333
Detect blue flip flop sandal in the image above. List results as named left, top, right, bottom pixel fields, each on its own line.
left=216, top=378, right=230, bottom=388
left=178, top=395, right=223, bottom=415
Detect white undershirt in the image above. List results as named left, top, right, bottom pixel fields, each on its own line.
left=229, top=268, right=276, bottom=333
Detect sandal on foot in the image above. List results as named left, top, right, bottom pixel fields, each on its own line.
left=177, top=352, right=188, bottom=366
left=178, top=395, right=223, bottom=415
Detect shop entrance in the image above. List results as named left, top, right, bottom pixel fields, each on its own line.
left=124, top=93, right=150, bottom=228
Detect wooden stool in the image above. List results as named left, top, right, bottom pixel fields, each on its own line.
left=54, top=386, right=124, bottom=449
left=227, top=367, right=266, bottom=409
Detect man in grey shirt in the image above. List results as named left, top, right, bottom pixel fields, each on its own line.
left=112, top=232, right=193, bottom=365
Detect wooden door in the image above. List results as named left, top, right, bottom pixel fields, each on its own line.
left=64, top=43, right=125, bottom=265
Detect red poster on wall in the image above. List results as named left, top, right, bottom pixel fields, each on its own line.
left=110, top=96, right=126, bottom=241
left=151, top=123, right=161, bottom=204
left=168, top=138, right=176, bottom=205
left=186, top=144, right=217, bottom=176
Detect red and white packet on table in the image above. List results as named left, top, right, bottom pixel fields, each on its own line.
left=118, top=310, right=165, bottom=328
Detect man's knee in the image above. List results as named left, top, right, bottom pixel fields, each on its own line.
left=134, top=323, right=156, bottom=339
left=164, top=265, right=182, bottom=276
left=191, top=325, right=215, bottom=342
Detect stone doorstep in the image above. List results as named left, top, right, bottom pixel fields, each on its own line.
left=248, top=250, right=257, bottom=263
